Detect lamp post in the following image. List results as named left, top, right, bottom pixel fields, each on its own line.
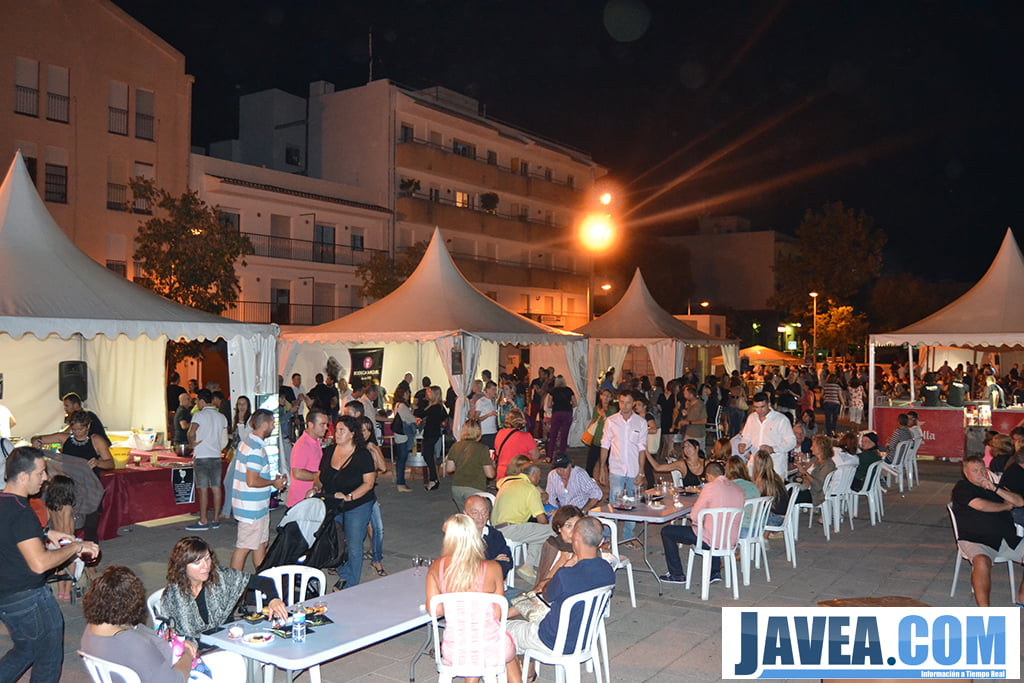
left=809, top=291, right=819, bottom=364
left=580, top=191, right=617, bottom=320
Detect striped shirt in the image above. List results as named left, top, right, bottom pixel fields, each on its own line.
left=231, top=434, right=274, bottom=523
left=546, top=466, right=603, bottom=509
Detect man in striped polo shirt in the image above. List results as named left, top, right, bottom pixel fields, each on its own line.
left=230, top=409, right=288, bottom=571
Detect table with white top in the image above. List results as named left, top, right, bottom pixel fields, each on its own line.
left=589, top=494, right=692, bottom=595
left=201, top=568, right=431, bottom=682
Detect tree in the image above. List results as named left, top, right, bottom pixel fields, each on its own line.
left=131, top=178, right=252, bottom=314
left=815, top=303, right=869, bottom=358
left=867, top=274, right=969, bottom=332
left=355, top=241, right=428, bottom=300
left=771, top=201, right=886, bottom=318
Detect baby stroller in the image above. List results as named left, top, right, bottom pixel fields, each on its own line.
left=258, top=497, right=325, bottom=572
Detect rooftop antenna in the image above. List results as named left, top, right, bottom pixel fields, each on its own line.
left=368, top=27, right=373, bottom=83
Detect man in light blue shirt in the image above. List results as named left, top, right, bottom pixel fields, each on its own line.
left=230, top=409, right=287, bottom=571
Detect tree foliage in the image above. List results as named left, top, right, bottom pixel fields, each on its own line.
left=814, top=303, right=869, bottom=357
left=771, top=201, right=886, bottom=317
left=866, top=274, right=968, bottom=332
left=131, top=178, right=252, bottom=314
left=355, top=241, right=428, bottom=300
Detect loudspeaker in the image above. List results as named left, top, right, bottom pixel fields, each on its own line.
left=58, top=361, right=88, bottom=401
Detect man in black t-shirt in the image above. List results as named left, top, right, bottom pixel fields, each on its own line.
left=0, top=447, right=100, bottom=682
left=998, top=448, right=1024, bottom=527
left=949, top=455, right=1024, bottom=607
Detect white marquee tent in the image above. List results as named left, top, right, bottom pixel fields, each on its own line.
left=868, top=228, right=1024, bottom=429
left=575, top=269, right=740, bottom=384
left=0, top=152, right=278, bottom=438
left=280, top=229, right=589, bottom=438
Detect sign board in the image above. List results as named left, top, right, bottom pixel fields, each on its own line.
left=349, top=348, right=384, bottom=385
left=872, top=406, right=964, bottom=460
left=172, top=467, right=195, bottom=504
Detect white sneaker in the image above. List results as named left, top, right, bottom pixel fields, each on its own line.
left=516, top=566, right=537, bottom=583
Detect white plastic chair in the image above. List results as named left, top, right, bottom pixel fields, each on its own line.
left=737, top=496, right=774, bottom=586
left=851, top=460, right=884, bottom=526
left=882, top=439, right=913, bottom=492
left=476, top=491, right=525, bottom=588
left=684, top=507, right=744, bottom=600
left=79, top=650, right=141, bottom=683
left=705, top=406, right=723, bottom=441
left=429, top=592, right=509, bottom=683
left=794, top=471, right=836, bottom=541
left=947, top=503, right=1017, bottom=601
left=595, top=517, right=637, bottom=609
left=256, top=565, right=327, bottom=683
left=146, top=588, right=164, bottom=628
left=824, top=465, right=857, bottom=532
left=765, top=483, right=801, bottom=568
left=906, top=436, right=922, bottom=487
left=670, top=470, right=683, bottom=488
left=521, top=585, right=613, bottom=683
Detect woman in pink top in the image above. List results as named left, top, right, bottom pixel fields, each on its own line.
left=425, top=514, right=522, bottom=683
left=494, top=409, right=540, bottom=479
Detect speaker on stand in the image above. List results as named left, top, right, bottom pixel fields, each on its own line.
left=58, top=361, right=88, bottom=401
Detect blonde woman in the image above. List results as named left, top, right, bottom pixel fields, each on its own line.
left=425, top=514, right=522, bottom=683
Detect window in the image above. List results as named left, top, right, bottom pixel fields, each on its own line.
left=520, top=294, right=530, bottom=312
left=567, top=174, right=575, bottom=189
left=314, top=224, right=335, bottom=263
left=313, top=283, right=335, bottom=324
left=219, top=210, right=240, bottom=232
left=135, top=89, right=154, bottom=140
left=454, top=191, right=472, bottom=209
left=14, top=57, right=38, bottom=116
left=44, top=164, right=67, bottom=203
left=105, top=260, right=127, bottom=277
left=487, top=150, right=497, bottom=165
left=23, top=156, right=38, bottom=185
left=108, top=81, right=128, bottom=135
left=452, top=139, right=475, bottom=159
left=543, top=296, right=554, bottom=314
left=520, top=160, right=529, bottom=177
left=285, top=145, right=302, bottom=167
left=429, top=131, right=442, bottom=147
left=46, top=65, right=69, bottom=123
left=544, top=167, right=552, bottom=181
left=271, top=283, right=291, bottom=325
left=106, top=157, right=127, bottom=211
left=350, top=227, right=365, bottom=251
left=566, top=298, right=576, bottom=314
left=544, top=210, right=553, bottom=226
left=270, top=214, right=291, bottom=253
left=133, top=162, right=154, bottom=213
left=429, top=187, right=441, bottom=202
left=400, top=123, right=414, bottom=143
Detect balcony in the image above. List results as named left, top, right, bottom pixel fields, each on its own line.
left=14, top=85, right=38, bottom=116
left=108, top=106, right=128, bottom=135
left=396, top=139, right=581, bottom=205
left=396, top=194, right=566, bottom=245
left=449, top=252, right=588, bottom=292
left=136, top=112, right=154, bottom=141
left=46, top=92, right=69, bottom=123
left=224, top=301, right=359, bottom=326
left=242, top=232, right=384, bottom=266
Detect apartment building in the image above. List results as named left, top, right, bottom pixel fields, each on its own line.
left=190, top=154, right=391, bottom=327
left=1, top=0, right=192, bottom=274
left=211, top=79, right=607, bottom=329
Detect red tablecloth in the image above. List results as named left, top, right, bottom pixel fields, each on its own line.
left=97, top=451, right=227, bottom=540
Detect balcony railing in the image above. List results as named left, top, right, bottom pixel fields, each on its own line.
left=107, top=183, right=128, bottom=211
left=108, top=106, right=128, bottom=135
left=136, top=112, right=154, bottom=140
left=242, top=232, right=384, bottom=266
left=14, top=85, right=38, bottom=116
left=224, top=301, right=359, bottom=326
left=133, top=197, right=152, bottom=215
left=402, top=191, right=565, bottom=228
left=46, top=92, right=69, bottom=123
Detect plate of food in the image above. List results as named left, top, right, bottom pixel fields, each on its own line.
left=611, top=504, right=636, bottom=511
left=647, top=501, right=666, bottom=510
left=683, top=486, right=702, bottom=495
left=241, top=632, right=275, bottom=646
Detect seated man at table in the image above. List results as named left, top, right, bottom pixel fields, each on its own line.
left=659, top=460, right=744, bottom=585
left=996, top=447, right=1024, bottom=527
left=492, top=464, right=550, bottom=584
left=882, top=413, right=913, bottom=463
left=464, top=494, right=513, bottom=581
left=852, top=432, right=882, bottom=491
left=950, top=455, right=1024, bottom=607
left=507, top=516, right=614, bottom=657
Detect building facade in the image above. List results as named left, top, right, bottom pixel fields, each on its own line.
left=1, top=0, right=192, bottom=273
left=212, top=79, right=606, bottom=329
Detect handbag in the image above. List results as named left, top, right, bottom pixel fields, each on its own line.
left=304, top=509, right=349, bottom=569
left=390, top=412, right=404, bottom=435
left=580, top=418, right=599, bottom=446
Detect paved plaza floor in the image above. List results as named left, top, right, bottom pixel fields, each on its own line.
left=4, top=452, right=1023, bottom=682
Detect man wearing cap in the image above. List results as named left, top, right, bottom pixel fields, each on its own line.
left=853, top=432, right=882, bottom=491
left=546, top=455, right=603, bottom=511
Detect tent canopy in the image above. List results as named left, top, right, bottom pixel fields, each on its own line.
left=0, top=152, right=277, bottom=436
left=871, top=229, right=1024, bottom=349
left=713, top=345, right=799, bottom=366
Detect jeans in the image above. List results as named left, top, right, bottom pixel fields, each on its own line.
left=334, top=499, right=375, bottom=587
left=609, top=473, right=637, bottom=540
left=547, top=411, right=572, bottom=459
left=0, top=585, right=65, bottom=683
left=823, top=402, right=840, bottom=435
left=394, top=438, right=410, bottom=486
left=369, top=500, right=384, bottom=564
left=661, top=524, right=715, bottom=578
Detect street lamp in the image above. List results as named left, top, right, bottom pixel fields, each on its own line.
left=809, top=292, right=819, bottom=364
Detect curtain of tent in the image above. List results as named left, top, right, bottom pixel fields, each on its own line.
left=86, top=334, right=166, bottom=435
left=722, top=343, right=740, bottom=375
left=228, top=333, right=279, bottom=402
left=594, top=344, right=629, bottom=388
left=564, top=340, right=591, bottom=445
left=646, top=340, right=677, bottom=383
left=435, top=333, right=480, bottom=439
left=0, top=334, right=81, bottom=438
left=695, top=346, right=709, bottom=380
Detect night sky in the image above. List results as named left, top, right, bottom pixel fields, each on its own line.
left=114, top=0, right=1024, bottom=282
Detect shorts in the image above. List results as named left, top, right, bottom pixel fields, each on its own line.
left=235, top=516, right=270, bottom=550
left=507, top=619, right=550, bottom=655
left=194, top=458, right=222, bottom=488
left=957, top=537, right=1024, bottom=564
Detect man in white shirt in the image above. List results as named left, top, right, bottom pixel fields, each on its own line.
left=187, top=389, right=229, bottom=531
left=597, top=389, right=647, bottom=541
left=738, top=392, right=796, bottom=481
left=475, top=381, right=499, bottom=449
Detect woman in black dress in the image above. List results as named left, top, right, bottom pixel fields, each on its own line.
left=420, top=386, right=448, bottom=491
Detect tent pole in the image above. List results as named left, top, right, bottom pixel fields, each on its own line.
left=868, top=342, right=875, bottom=432
left=908, top=343, right=916, bottom=403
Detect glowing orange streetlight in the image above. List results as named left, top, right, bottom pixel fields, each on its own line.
left=600, top=283, right=612, bottom=292
left=579, top=213, right=615, bottom=252
left=599, top=192, right=612, bottom=206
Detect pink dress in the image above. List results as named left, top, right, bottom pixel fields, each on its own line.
left=437, top=558, right=516, bottom=667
